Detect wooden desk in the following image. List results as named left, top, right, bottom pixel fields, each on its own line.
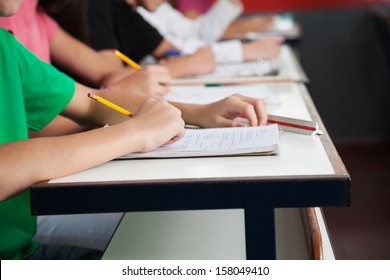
left=30, top=83, right=350, bottom=259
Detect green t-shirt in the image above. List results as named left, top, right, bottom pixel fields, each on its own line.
left=0, top=29, right=75, bottom=259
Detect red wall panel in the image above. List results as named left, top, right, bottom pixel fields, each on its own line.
left=242, top=0, right=390, bottom=12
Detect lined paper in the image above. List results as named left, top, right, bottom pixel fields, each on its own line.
left=121, top=124, right=279, bottom=159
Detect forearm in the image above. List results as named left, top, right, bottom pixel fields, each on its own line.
left=100, top=68, right=137, bottom=87
left=164, top=57, right=198, bottom=78
left=29, top=115, right=88, bottom=138
left=164, top=53, right=214, bottom=78
left=63, top=83, right=147, bottom=127
left=152, top=39, right=178, bottom=59
left=222, top=19, right=246, bottom=38
left=86, top=90, right=147, bottom=125
left=50, top=28, right=123, bottom=86
left=170, top=102, right=204, bottom=126
left=0, top=123, right=141, bottom=201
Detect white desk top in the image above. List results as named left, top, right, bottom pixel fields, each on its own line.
left=278, top=45, right=308, bottom=83
left=171, top=45, right=309, bottom=85
left=49, top=83, right=334, bottom=184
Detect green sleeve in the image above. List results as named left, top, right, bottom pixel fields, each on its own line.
left=12, top=31, right=76, bottom=131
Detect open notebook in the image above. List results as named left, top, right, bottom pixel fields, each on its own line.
left=121, top=124, right=279, bottom=159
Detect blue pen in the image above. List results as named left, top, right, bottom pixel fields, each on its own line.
left=165, top=49, right=182, bottom=57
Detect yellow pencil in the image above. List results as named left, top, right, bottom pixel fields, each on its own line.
left=87, top=93, right=133, bottom=117
left=114, top=49, right=142, bottom=70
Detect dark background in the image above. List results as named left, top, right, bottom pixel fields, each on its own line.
left=244, top=1, right=390, bottom=259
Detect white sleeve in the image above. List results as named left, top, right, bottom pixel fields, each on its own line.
left=136, top=2, right=243, bottom=57
left=137, top=4, right=198, bottom=42
left=196, top=0, right=243, bottom=42
left=211, top=40, right=244, bottom=63
left=137, top=4, right=206, bottom=54
left=137, top=1, right=242, bottom=43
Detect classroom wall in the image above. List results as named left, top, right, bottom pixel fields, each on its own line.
left=242, top=4, right=390, bottom=142
left=291, top=7, right=390, bottom=142
left=240, top=2, right=390, bottom=142
left=242, top=0, right=390, bottom=12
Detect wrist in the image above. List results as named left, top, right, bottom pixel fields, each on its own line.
left=174, top=103, right=204, bottom=127
left=242, top=43, right=260, bottom=61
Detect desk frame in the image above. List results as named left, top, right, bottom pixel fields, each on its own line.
left=31, top=85, right=350, bottom=260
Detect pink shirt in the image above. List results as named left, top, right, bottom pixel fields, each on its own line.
left=0, top=0, right=58, bottom=63
left=177, top=0, right=214, bottom=15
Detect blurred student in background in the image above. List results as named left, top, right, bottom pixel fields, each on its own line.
left=173, top=0, right=275, bottom=39
left=137, top=0, right=282, bottom=64
left=40, top=0, right=280, bottom=78
left=176, top=0, right=216, bottom=19
left=40, top=0, right=216, bottom=78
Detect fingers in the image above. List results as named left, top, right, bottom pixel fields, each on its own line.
left=138, top=66, right=172, bottom=97
left=133, top=98, right=185, bottom=150
left=217, top=118, right=246, bottom=128
left=142, top=65, right=172, bottom=83
left=162, top=104, right=185, bottom=145
left=153, top=84, right=170, bottom=98
left=229, top=94, right=268, bottom=126
left=244, top=36, right=283, bottom=61
left=267, top=35, right=284, bottom=43
left=165, top=128, right=186, bottom=145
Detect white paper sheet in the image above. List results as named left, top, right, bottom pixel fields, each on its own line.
left=122, top=124, right=279, bottom=158
left=165, top=84, right=280, bottom=105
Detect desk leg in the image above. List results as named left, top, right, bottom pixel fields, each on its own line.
left=245, top=207, right=276, bottom=260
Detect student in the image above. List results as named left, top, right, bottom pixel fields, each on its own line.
left=39, top=0, right=216, bottom=78
left=0, top=0, right=149, bottom=251
left=41, top=0, right=279, bottom=77
left=0, top=0, right=268, bottom=259
left=0, top=27, right=184, bottom=260
left=87, top=0, right=279, bottom=75
left=1, top=0, right=270, bottom=253
left=0, top=0, right=172, bottom=139
left=88, top=0, right=218, bottom=78
left=139, top=0, right=241, bottom=44
left=175, top=0, right=214, bottom=19
left=137, top=0, right=282, bottom=64
left=170, top=0, right=240, bottom=41
left=173, top=0, right=275, bottom=40
left=0, top=0, right=172, bottom=98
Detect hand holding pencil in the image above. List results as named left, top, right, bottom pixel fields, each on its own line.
left=87, top=92, right=186, bottom=150
left=114, top=49, right=173, bottom=95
